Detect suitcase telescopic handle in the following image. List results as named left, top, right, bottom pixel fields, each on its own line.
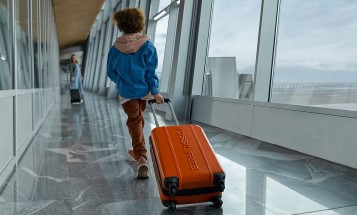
left=148, top=98, right=179, bottom=127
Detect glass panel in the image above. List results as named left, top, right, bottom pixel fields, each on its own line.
left=94, top=23, right=107, bottom=88
left=43, top=0, right=48, bottom=89
left=89, top=32, right=100, bottom=87
left=0, top=1, right=12, bottom=90
left=113, top=2, right=122, bottom=41
left=16, top=0, right=32, bottom=89
left=204, top=0, right=261, bottom=100
left=112, top=0, right=119, bottom=5
left=153, top=15, right=169, bottom=91
left=100, top=20, right=113, bottom=89
left=159, top=0, right=171, bottom=11
left=103, top=2, right=110, bottom=20
left=107, top=13, right=120, bottom=88
left=32, top=0, right=39, bottom=88
left=272, top=0, right=357, bottom=111
left=40, top=0, right=46, bottom=89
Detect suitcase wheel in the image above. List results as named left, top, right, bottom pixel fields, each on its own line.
left=168, top=201, right=176, bottom=211
left=211, top=197, right=223, bottom=207
left=162, top=201, right=176, bottom=211
left=168, top=183, right=177, bottom=197
left=218, top=180, right=225, bottom=192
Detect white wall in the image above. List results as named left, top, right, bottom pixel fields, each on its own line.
left=33, top=92, right=41, bottom=128
left=191, top=96, right=357, bottom=169
left=0, top=88, right=56, bottom=187
left=0, top=97, right=14, bottom=174
left=17, top=93, right=33, bottom=150
left=192, top=96, right=252, bottom=136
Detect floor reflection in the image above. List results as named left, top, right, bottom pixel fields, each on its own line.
left=0, top=92, right=356, bottom=215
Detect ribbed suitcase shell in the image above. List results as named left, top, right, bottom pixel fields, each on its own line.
left=149, top=124, right=225, bottom=207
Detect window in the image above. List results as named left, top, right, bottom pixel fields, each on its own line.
left=0, top=2, right=12, bottom=90
left=100, top=20, right=113, bottom=89
left=272, top=0, right=357, bottom=111
left=203, top=0, right=261, bottom=100
left=16, top=0, right=32, bottom=89
left=40, top=0, right=47, bottom=89
left=159, top=0, right=171, bottom=11
left=153, top=14, right=169, bottom=89
left=152, top=0, right=177, bottom=93
left=32, top=0, right=40, bottom=88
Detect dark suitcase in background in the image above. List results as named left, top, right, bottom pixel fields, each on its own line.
left=70, top=89, right=81, bottom=103
left=148, top=99, right=225, bottom=211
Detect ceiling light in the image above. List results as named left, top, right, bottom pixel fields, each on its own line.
left=176, top=0, right=180, bottom=4
left=0, top=54, right=6, bottom=61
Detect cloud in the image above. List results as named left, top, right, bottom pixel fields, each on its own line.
left=208, top=0, right=261, bottom=70
left=276, top=0, right=357, bottom=68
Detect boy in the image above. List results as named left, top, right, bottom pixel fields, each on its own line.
left=107, top=8, right=164, bottom=179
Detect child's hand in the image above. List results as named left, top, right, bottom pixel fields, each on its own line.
left=153, top=94, right=164, bottom=104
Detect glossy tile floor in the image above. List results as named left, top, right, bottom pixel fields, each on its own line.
left=0, top=92, right=357, bottom=215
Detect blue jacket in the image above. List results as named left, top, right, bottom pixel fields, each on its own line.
left=107, top=40, right=159, bottom=98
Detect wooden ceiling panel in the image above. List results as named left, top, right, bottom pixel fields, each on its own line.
left=53, top=0, right=105, bottom=49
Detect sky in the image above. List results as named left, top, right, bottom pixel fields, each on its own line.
left=274, top=0, right=357, bottom=83
left=276, top=1, right=357, bottom=70
left=208, top=0, right=261, bottom=73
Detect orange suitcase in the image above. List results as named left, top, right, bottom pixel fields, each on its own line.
left=148, top=99, right=225, bottom=211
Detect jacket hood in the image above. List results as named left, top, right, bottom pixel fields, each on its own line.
left=114, top=34, right=150, bottom=54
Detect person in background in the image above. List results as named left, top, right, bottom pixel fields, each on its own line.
left=107, top=8, right=164, bottom=179
left=69, top=54, right=84, bottom=100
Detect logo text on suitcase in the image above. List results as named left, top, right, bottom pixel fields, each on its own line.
left=176, top=129, right=199, bottom=170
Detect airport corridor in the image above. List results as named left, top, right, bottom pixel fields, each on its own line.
left=0, top=92, right=356, bottom=215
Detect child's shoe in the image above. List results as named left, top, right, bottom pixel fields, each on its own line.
left=128, top=148, right=137, bottom=161
left=137, top=156, right=149, bottom=179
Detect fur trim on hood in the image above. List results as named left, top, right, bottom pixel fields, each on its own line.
left=114, top=33, right=150, bottom=54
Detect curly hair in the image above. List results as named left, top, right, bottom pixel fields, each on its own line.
left=113, top=8, right=146, bottom=34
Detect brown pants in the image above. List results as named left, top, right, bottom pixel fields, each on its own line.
left=122, top=99, right=147, bottom=160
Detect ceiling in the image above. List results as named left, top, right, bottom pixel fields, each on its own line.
left=53, top=0, right=105, bottom=50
